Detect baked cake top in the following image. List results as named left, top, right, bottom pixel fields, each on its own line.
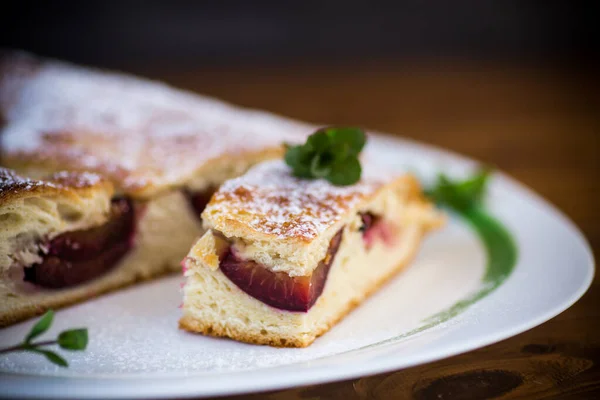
left=0, top=167, right=112, bottom=206
left=0, top=51, right=310, bottom=198
left=202, top=160, right=421, bottom=244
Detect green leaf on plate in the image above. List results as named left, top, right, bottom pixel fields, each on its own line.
left=25, top=310, right=54, bottom=344
left=28, top=348, right=68, bottom=368
left=58, top=329, right=88, bottom=351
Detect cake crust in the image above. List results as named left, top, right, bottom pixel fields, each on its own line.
left=0, top=167, right=112, bottom=206
left=202, top=160, right=431, bottom=245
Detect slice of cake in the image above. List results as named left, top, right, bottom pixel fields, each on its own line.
left=0, top=168, right=136, bottom=326
left=180, top=160, right=445, bottom=347
left=0, top=50, right=310, bottom=325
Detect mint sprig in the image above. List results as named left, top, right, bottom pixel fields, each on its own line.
left=0, top=310, right=88, bottom=367
left=284, top=127, right=366, bottom=186
left=425, top=168, right=492, bottom=213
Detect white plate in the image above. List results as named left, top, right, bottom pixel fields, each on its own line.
left=0, top=134, right=594, bottom=399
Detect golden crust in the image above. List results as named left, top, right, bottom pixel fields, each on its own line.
left=0, top=51, right=310, bottom=199
left=179, top=315, right=312, bottom=348
left=179, top=235, right=421, bottom=347
left=0, top=167, right=113, bottom=206
left=202, top=160, right=427, bottom=244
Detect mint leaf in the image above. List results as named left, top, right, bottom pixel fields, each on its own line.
left=306, top=131, right=331, bottom=153
left=58, top=329, right=88, bottom=351
left=330, top=141, right=351, bottom=163
left=328, top=157, right=362, bottom=186
left=327, top=127, right=366, bottom=155
left=309, top=154, right=333, bottom=178
left=284, top=145, right=304, bottom=167
left=455, top=169, right=490, bottom=203
left=25, top=310, right=54, bottom=344
left=426, top=168, right=492, bottom=212
left=0, top=309, right=89, bottom=368
left=28, top=349, right=68, bottom=367
left=284, top=126, right=366, bottom=186
left=284, top=146, right=312, bottom=177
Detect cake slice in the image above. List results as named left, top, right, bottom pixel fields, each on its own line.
left=180, top=160, right=445, bottom=347
left=0, top=168, right=139, bottom=326
left=0, top=51, right=310, bottom=326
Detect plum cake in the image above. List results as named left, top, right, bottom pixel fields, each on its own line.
left=0, top=50, right=310, bottom=326
left=180, top=160, right=445, bottom=347
left=0, top=168, right=140, bottom=325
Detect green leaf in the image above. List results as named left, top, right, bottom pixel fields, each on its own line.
left=28, top=348, right=68, bottom=367
left=58, top=329, right=88, bottom=351
left=426, top=168, right=492, bottom=213
left=327, top=127, right=366, bottom=155
left=283, top=126, right=366, bottom=185
left=327, top=156, right=362, bottom=186
left=306, top=131, right=331, bottom=153
left=456, top=169, right=490, bottom=203
left=309, top=154, right=332, bottom=178
left=25, top=310, right=54, bottom=344
left=285, top=147, right=311, bottom=176
left=284, top=145, right=303, bottom=167
left=285, top=145, right=316, bottom=167
left=330, top=141, right=351, bottom=163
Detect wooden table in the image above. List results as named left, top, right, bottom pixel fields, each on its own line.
left=147, top=61, right=598, bottom=399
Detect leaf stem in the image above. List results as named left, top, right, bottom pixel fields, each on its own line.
left=0, top=340, right=58, bottom=355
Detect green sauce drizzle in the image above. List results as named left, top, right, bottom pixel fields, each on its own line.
left=401, top=207, right=517, bottom=339
left=353, top=170, right=519, bottom=350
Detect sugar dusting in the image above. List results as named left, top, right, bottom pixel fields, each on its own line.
left=206, top=160, right=393, bottom=241
left=0, top=167, right=105, bottom=201
left=0, top=168, right=46, bottom=192
left=0, top=52, right=312, bottom=194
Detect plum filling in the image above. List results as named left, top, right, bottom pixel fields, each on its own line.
left=186, top=187, right=217, bottom=219
left=359, top=212, right=396, bottom=250
left=23, top=197, right=136, bottom=289
left=219, top=229, right=344, bottom=312
left=359, top=213, right=376, bottom=233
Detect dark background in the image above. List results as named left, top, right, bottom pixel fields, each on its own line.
left=1, top=1, right=598, bottom=70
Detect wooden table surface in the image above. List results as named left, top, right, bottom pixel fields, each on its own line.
left=148, top=61, right=598, bottom=399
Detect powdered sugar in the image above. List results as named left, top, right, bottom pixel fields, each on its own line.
left=0, top=167, right=105, bottom=202
left=0, top=168, right=46, bottom=192
left=49, top=170, right=104, bottom=187
left=205, top=160, right=393, bottom=241
left=0, top=52, right=312, bottom=196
